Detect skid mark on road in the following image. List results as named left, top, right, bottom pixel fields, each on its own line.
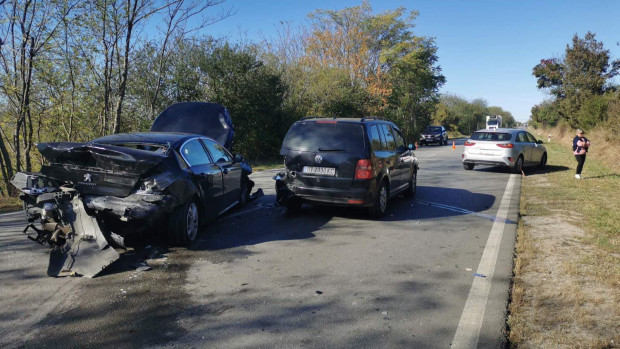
left=450, top=174, right=516, bottom=348
left=415, top=200, right=516, bottom=224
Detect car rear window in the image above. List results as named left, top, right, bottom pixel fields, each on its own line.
left=470, top=132, right=512, bottom=141
left=281, top=122, right=365, bottom=152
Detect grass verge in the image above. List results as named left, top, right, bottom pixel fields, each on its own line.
left=0, top=196, right=21, bottom=213
left=250, top=158, right=284, bottom=172
left=508, top=135, right=619, bottom=347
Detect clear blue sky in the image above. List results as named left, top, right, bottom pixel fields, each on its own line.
left=194, top=0, right=620, bottom=122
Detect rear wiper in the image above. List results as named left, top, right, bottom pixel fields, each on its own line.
left=318, top=148, right=346, bottom=152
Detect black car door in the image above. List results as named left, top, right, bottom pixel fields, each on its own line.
left=179, top=138, right=224, bottom=220
left=201, top=138, right=242, bottom=213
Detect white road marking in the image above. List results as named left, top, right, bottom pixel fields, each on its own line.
left=450, top=174, right=516, bottom=348
left=415, top=200, right=514, bottom=224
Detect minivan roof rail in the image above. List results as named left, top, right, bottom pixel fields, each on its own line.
left=299, top=116, right=337, bottom=121
left=360, top=116, right=387, bottom=122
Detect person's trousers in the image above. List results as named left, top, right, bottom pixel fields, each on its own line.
left=575, top=154, right=587, bottom=174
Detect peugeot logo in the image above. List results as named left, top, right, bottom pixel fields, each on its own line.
left=83, top=173, right=92, bottom=182
left=314, top=155, right=323, bottom=164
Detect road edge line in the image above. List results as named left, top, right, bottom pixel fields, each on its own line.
left=450, top=173, right=516, bottom=348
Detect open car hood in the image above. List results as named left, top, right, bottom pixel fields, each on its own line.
left=151, top=102, right=235, bottom=149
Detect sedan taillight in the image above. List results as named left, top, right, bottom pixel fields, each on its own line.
left=497, top=143, right=514, bottom=148
left=354, top=159, right=373, bottom=179
left=464, top=141, right=476, bottom=146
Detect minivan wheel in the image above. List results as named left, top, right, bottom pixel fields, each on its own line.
left=463, top=163, right=474, bottom=170
left=405, top=170, right=417, bottom=197
left=369, top=181, right=388, bottom=218
left=513, top=156, right=524, bottom=174
left=168, top=200, right=199, bottom=246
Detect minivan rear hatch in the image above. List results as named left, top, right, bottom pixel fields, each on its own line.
left=280, top=121, right=365, bottom=189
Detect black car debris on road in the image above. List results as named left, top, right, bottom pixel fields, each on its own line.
left=275, top=117, right=419, bottom=218
left=10, top=102, right=256, bottom=277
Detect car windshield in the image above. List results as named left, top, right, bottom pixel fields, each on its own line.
left=281, top=122, right=365, bottom=152
left=470, top=132, right=512, bottom=141
left=424, top=127, right=442, bottom=133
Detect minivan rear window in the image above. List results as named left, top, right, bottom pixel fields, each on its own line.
left=281, top=122, right=365, bottom=152
left=470, top=132, right=512, bottom=141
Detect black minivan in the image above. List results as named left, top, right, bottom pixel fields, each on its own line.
left=275, top=117, right=419, bottom=217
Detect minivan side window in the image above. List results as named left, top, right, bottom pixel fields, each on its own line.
left=380, top=124, right=396, bottom=151
left=393, top=127, right=405, bottom=149
left=368, top=124, right=384, bottom=151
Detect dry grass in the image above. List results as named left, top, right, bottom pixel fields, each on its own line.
left=508, top=127, right=620, bottom=348
left=0, top=196, right=21, bottom=213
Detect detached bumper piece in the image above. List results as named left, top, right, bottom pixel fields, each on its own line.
left=49, top=196, right=119, bottom=277
left=12, top=172, right=120, bottom=277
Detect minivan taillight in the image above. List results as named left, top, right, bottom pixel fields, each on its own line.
left=355, top=159, right=373, bottom=179
left=464, top=141, right=476, bottom=146
left=497, top=143, right=514, bottom=148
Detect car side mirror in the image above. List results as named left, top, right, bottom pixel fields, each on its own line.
left=536, top=140, right=543, bottom=144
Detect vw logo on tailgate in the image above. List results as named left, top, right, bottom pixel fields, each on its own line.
left=315, top=155, right=323, bottom=164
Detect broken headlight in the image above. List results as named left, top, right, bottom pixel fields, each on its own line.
left=134, top=173, right=175, bottom=194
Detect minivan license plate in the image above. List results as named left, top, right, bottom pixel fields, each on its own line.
left=302, top=166, right=335, bottom=176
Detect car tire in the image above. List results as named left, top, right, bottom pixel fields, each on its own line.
left=168, top=200, right=199, bottom=246
left=463, top=163, right=474, bottom=170
left=513, top=156, right=524, bottom=174
left=443, top=138, right=448, bottom=145
left=239, top=177, right=250, bottom=207
left=538, top=153, right=547, bottom=169
left=369, top=181, right=389, bottom=218
left=405, top=170, right=417, bottom=197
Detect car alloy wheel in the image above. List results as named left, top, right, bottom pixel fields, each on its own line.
left=370, top=181, right=389, bottom=218
left=169, top=200, right=200, bottom=246
left=513, top=156, right=524, bottom=174
left=539, top=153, right=547, bottom=169
left=405, top=171, right=417, bottom=197
left=185, top=202, right=199, bottom=241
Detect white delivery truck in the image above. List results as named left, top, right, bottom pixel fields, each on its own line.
left=486, top=115, right=502, bottom=129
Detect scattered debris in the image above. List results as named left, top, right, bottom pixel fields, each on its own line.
left=474, top=273, right=487, bottom=278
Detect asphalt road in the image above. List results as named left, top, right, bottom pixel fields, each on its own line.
left=0, top=139, right=520, bottom=348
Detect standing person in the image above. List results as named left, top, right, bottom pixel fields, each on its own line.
left=572, top=129, right=590, bottom=179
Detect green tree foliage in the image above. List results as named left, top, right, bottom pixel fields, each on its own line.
left=199, top=44, right=288, bottom=159
left=532, top=32, right=619, bottom=128
left=431, top=94, right=515, bottom=135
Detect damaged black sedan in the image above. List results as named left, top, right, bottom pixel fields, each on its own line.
left=11, top=102, right=254, bottom=277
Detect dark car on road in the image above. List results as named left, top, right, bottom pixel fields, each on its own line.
left=275, top=117, right=418, bottom=217
left=11, top=102, right=254, bottom=277
left=420, top=125, right=448, bottom=146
